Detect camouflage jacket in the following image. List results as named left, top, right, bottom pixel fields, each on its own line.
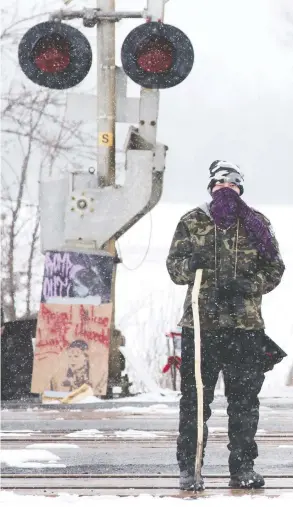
left=166, top=203, right=285, bottom=330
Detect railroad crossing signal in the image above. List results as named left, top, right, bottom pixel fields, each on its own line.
left=121, top=22, right=194, bottom=89
left=18, top=21, right=92, bottom=90
left=18, top=21, right=194, bottom=90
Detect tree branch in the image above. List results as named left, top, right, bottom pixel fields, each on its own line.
left=25, top=209, right=40, bottom=317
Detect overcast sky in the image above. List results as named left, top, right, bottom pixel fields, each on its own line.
left=2, top=0, right=293, bottom=206
left=157, top=0, right=293, bottom=205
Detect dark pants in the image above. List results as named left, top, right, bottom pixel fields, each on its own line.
left=177, top=327, right=266, bottom=475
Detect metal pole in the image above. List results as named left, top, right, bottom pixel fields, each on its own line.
left=96, top=0, right=118, bottom=395
left=138, top=0, right=167, bottom=145
left=97, top=0, right=116, bottom=188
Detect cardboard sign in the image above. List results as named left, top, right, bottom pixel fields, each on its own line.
left=31, top=302, right=112, bottom=396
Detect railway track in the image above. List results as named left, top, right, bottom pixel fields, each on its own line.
left=2, top=432, right=293, bottom=443
left=2, top=474, right=293, bottom=497
left=2, top=432, right=293, bottom=496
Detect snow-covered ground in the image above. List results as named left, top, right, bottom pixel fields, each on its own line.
left=1, top=492, right=293, bottom=506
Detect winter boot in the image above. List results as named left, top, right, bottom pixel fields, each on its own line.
left=229, top=462, right=265, bottom=489
left=179, top=470, right=195, bottom=491
left=179, top=469, right=205, bottom=491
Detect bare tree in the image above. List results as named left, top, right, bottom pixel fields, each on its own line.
left=1, top=2, right=96, bottom=321
left=1, top=85, right=96, bottom=320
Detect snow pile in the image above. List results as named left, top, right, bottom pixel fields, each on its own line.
left=65, top=429, right=169, bottom=440
left=26, top=444, right=79, bottom=449
left=78, top=396, right=104, bottom=404
left=1, top=430, right=41, bottom=433
left=0, top=449, right=65, bottom=468
left=95, top=404, right=178, bottom=415
left=109, top=390, right=181, bottom=403
left=1, top=492, right=293, bottom=506
left=114, top=430, right=164, bottom=439
left=66, top=429, right=104, bottom=438
left=259, top=386, right=293, bottom=399
left=0, top=431, right=41, bottom=437
left=39, top=394, right=104, bottom=405
left=40, top=391, right=180, bottom=405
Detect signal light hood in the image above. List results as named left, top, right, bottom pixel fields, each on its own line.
left=18, top=21, right=92, bottom=90
left=121, top=22, right=194, bottom=89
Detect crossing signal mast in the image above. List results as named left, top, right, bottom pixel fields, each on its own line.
left=18, top=0, right=194, bottom=395
left=18, top=6, right=194, bottom=91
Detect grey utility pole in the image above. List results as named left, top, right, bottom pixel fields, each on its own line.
left=97, top=0, right=116, bottom=189
left=96, top=0, right=120, bottom=392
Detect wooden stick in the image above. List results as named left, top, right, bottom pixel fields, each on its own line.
left=191, top=268, right=203, bottom=489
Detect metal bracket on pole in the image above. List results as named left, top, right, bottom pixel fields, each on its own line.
left=65, top=67, right=140, bottom=125
left=144, top=0, right=169, bottom=21
left=138, top=88, right=160, bottom=146
left=50, top=0, right=169, bottom=23
left=116, top=68, right=140, bottom=124
left=50, top=9, right=144, bottom=23
left=39, top=132, right=167, bottom=252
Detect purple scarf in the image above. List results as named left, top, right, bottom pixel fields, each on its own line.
left=210, top=187, right=279, bottom=261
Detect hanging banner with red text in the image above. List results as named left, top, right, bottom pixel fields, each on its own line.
left=31, top=251, right=114, bottom=396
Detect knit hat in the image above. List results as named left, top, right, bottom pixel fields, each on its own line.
left=208, top=160, right=244, bottom=196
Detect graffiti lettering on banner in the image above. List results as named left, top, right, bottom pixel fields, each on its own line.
left=42, top=251, right=113, bottom=305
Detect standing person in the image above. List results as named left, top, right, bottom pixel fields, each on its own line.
left=166, top=160, right=287, bottom=490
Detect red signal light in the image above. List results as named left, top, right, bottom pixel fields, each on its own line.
left=33, top=36, right=70, bottom=73
left=18, top=22, right=92, bottom=90
left=136, top=38, right=173, bottom=74
left=121, top=22, right=194, bottom=89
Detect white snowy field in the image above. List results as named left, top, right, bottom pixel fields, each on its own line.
left=1, top=492, right=293, bottom=506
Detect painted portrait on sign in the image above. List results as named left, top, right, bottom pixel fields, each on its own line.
left=41, top=251, right=114, bottom=305
left=31, top=303, right=112, bottom=396
left=50, top=340, right=91, bottom=392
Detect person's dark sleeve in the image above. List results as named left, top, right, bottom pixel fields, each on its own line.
left=256, top=243, right=285, bottom=295
left=166, top=220, right=195, bottom=285
left=244, top=216, right=285, bottom=295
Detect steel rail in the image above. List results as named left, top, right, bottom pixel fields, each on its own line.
left=3, top=475, right=293, bottom=497
left=2, top=432, right=293, bottom=438
left=2, top=474, right=293, bottom=478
